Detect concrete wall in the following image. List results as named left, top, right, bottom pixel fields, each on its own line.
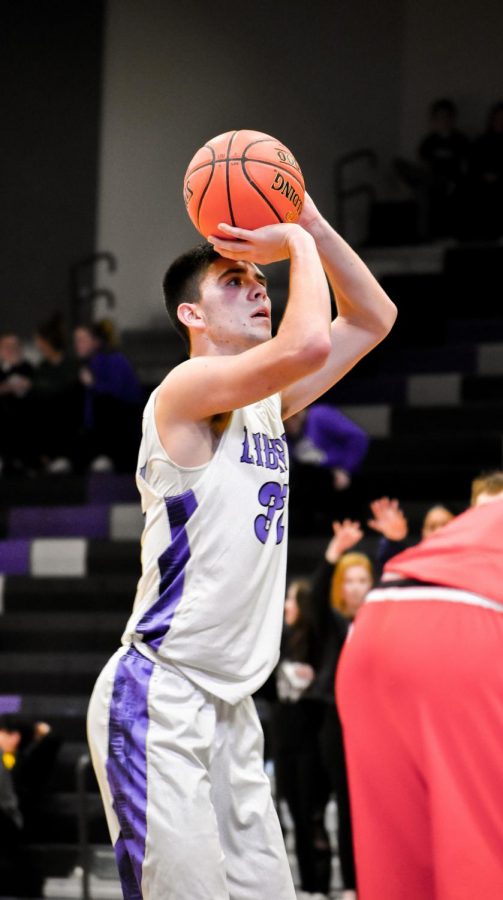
left=399, top=0, right=503, bottom=156
left=97, top=0, right=405, bottom=328
left=1, top=0, right=104, bottom=336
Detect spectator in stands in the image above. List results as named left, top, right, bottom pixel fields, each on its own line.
left=368, top=496, right=454, bottom=573
left=0, top=715, right=61, bottom=896
left=469, top=101, right=503, bottom=239
left=30, top=313, right=80, bottom=473
left=418, top=98, right=470, bottom=238
left=285, top=404, right=369, bottom=535
left=73, top=320, right=143, bottom=472
left=0, top=333, right=33, bottom=389
left=0, top=333, right=34, bottom=474
left=272, top=580, right=333, bottom=899
left=471, top=469, right=503, bottom=506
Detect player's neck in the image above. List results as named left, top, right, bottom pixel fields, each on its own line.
left=190, top=334, right=257, bottom=358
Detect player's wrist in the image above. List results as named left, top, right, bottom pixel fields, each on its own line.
left=307, top=215, right=336, bottom=247
left=286, top=226, right=316, bottom=256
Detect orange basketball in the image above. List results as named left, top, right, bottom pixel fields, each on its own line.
left=183, top=130, right=305, bottom=239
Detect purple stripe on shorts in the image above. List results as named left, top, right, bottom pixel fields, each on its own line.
left=0, top=540, right=30, bottom=574
left=135, top=490, right=197, bottom=651
left=114, top=834, right=142, bottom=900
left=106, top=647, right=153, bottom=898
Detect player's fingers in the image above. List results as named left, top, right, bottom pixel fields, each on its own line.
left=209, top=240, right=254, bottom=258
left=216, top=223, right=255, bottom=240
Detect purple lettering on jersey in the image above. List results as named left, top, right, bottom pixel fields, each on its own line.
left=135, top=490, right=197, bottom=650
left=240, top=428, right=288, bottom=472
left=106, top=647, right=153, bottom=897
left=240, top=426, right=254, bottom=464
left=252, top=432, right=264, bottom=466
left=273, top=437, right=288, bottom=473
left=262, top=435, right=279, bottom=470
left=254, top=482, right=289, bottom=544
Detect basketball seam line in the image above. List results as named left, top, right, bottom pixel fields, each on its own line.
left=196, top=145, right=215, bottom=230
left=186, top=158, right=304, bottom=192
left=240, top=159, right=283, bottom=225
left=226, top=132, right=237, bottom=228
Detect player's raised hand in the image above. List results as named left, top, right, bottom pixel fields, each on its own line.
left=325, top=519, right=364, bottom=564
left=368, top=497, right=408, bottom=541
left=297, top=192, right=324, bottom=234
left=208, top=222, right=314, bottom=265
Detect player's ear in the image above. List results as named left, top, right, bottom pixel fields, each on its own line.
left=177, top=302, right=205, bottom=332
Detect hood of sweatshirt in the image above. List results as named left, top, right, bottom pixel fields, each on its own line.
left=383, top=499, right=503, bottom=605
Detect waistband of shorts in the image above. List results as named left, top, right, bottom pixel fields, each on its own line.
left=366, top=584, right=503, bottom=614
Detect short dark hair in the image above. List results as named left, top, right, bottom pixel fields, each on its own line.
left=430, top=98, right=457, bottom=118
left=162, top=243, right=219, bottom=350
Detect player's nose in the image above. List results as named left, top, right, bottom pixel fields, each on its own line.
left=248, top=281, right=267, bottom=301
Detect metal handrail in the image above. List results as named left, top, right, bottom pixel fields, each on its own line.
left=335, top=148, right=377, bottom=238
left=69, top=252, right=118, bottom=329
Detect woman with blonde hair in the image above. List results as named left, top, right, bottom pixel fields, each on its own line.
left=330, top=551, right=374, bottom=621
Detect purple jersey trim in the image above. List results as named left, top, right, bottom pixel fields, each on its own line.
left=106, top=647, right=153, bottom=897
left=135, top=489, right=198, bottom=651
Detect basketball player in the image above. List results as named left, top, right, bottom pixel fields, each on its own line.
left=337, top=495, right=503, bottom=900
left=87, top=193, right=397, bottom=900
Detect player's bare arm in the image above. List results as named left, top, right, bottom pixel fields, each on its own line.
left=156, top=222, right=331, bottom=465
left=281, top=193, right=398, bottom=419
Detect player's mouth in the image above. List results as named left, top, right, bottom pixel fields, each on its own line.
left=250, top=306, right=270, bottom=320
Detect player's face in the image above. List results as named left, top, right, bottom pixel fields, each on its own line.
left=197, top=258, right=272, bottom=351
left=341, top=565, right=372, bottom=619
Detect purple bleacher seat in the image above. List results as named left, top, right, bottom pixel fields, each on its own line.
left=0, top=695, right=22, bottom=713
left=8, top=505, right=109, bottom=539
left=0, top=539, right=30, bottom=575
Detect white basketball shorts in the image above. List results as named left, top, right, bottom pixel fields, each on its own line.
left=87, top=645, right=295, bottom=900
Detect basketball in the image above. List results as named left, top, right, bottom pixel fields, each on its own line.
left=183, top=130, right=305, bottom=239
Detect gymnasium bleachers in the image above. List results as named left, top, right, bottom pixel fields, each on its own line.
left=1, top=244, right=502, bottom=896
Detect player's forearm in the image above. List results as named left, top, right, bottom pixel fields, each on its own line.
left=275, top=229, right=332, bottom=362
left=307, top=217, right=397, bottom=335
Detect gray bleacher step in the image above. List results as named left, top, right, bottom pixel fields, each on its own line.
left=44, top=871, right=122, bottom=899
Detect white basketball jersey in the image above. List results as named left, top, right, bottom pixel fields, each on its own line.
left=122, top=388, right=289, bottom=704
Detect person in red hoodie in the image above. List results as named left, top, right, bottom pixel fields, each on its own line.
left=336, top=496, right=503, bottom=900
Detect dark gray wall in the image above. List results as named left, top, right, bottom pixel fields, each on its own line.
left=97, top=0, right=405, bottom=328
left=0, top=1, right=104, bottom=336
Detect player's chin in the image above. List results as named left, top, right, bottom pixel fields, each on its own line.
left=248, top=324, right=272, bottom=344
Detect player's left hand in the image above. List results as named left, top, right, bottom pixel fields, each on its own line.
left=208, top=222, right=309, bottom=265
left=297, top=192, right=324, bottom=233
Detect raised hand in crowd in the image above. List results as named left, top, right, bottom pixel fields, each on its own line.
left=368, top=496, right=409, bottom=542
left=325, top=519, right=364, bottom=565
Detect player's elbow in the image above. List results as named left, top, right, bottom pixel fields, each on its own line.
left=385, top=299, right=398, bottom=332
left=297, top=334, right=332, bottom=371
left=379, top=298, right=398, bottom=336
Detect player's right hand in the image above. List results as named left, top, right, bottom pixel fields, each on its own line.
left=208, top=222, right=315, bottom=265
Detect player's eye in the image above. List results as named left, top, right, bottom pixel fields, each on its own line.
left=227, top=277, right=242, bottom=286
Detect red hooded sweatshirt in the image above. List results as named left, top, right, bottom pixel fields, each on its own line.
left=382, top=499, right=503, bottom=606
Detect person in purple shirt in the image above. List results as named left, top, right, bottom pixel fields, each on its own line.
left=74, top=321, right=142, bottom=472
left=285, top=403, right=369, bottom=535
left=285, top=403, right=369, bottom=488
